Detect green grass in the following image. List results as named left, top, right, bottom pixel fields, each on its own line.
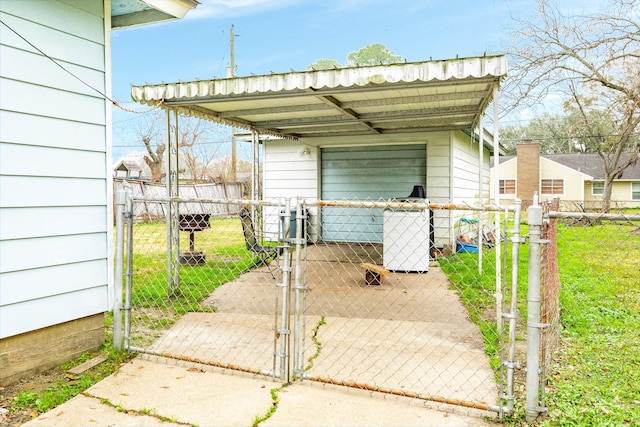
left=537, top=222, right=640, bottom=427
left=125, top=216, right=265, bottom=327
left=11, top=343, right=132, bottom=415
left=439, top=220, right=640, bottom=425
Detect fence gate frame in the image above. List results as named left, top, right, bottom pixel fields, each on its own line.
left=114, top=191, right=534, bottom=419
left=284, top=198, right=524, bottom=419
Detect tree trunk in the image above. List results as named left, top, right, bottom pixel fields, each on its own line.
left=601, top=178, right=614, bottom=213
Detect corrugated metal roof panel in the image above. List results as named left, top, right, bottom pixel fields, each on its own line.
left=131, top=55, right=507, bottom=140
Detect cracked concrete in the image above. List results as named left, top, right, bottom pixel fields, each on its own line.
left=24, top=357, right=499, bottom=427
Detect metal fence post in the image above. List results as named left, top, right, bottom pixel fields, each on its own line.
left=526, top=198, right=544, bottom=421
left=113, top=182, right=130, bottom=351
left=503, top=199, right=523, bottom=415
left=123, top=189, right=134, bottom=351
left=292, top=197, right=306, bottom=378
left=277, top=198, right=293, bottom=381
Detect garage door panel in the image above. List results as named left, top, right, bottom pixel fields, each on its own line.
left=321, top=144, right=426, bottom=243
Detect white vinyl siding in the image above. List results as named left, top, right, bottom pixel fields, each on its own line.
left=451, top=130, right=489, bottom=203
left=0, top=0, right=109, bottom=339
left=262, top=139, right=318, bottom=241
left=425, top=134, right=452, bottom=249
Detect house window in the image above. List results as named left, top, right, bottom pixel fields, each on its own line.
left=592, top=181, right=604, bottom=196
left=541, top=179, right=564, bottom=195
left=633, top=183, right=640, bottom=200
left=499, top=179, right=516, bottom=194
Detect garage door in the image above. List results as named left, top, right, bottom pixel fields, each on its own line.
left=321, top=144, right=426, bottom=243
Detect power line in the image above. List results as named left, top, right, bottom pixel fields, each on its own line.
left=0, top=18, right=159, bottom=114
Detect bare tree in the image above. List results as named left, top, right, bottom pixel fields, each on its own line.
left=137, top=111, right=166, bottom=182
left=136, top=112, right=224, bottom=183
left=506, top=0, right=640, bottom=212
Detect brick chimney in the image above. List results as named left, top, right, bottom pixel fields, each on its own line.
left=516, top=142, right=540, bottom=201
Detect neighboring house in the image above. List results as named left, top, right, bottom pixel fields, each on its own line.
left=130, top=56, right=508, bottom=251
left=113, top=158, right=150, bottom=179
left=490, top=142, right=640, bottom=208
left=0, top=0, right=197, bottom=385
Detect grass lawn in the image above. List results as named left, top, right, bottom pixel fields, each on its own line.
left=440, top=219, right=640, bottom=425
left=5, top=216, right=638, bottom=425
left=538, top=222, right=640, bottom=426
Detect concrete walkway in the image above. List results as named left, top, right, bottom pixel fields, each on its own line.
left=24, top=243, right=502, bottom=426
left=24, top=356, right=499, bottom=427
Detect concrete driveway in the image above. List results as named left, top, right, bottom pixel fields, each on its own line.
left=26, top=243, right=501, bottom=426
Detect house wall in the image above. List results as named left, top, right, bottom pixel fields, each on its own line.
left=489, top=156, right=517, bottom=203
left=540, top=158, right=586, bottom=202
left=0, top=0, right=109, bottom=384
left=491, top=156, right=590, bottom=204
left=261, top=131, right=489, bottom=249
left=584, top=181, right=640, bottom=208
left=449, top=130, right=493, bottom=248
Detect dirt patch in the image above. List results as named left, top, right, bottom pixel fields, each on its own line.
left=0, top=367, right=69, bottom=426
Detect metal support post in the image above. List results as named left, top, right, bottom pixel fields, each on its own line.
left=526, top=197, right=544, bottom=422
left=123, top=190, right=134, bottom=350
left=505, top=199, right=522, bottom=414
left=277, top=199, right=293, bottom=381
left=292, top=197, right=306, bottom=377
left=113, top=184, right=128, bottom=351
left=166, top=108, right=180, bottom=293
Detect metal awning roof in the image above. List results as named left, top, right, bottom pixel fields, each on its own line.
left=131, top=55, right=507, bottom=141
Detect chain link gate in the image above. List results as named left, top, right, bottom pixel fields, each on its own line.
left=115, top=189, right=298, bottom=381
left=114, top=188, right=524, bottom=418
left=288, top=199, right=523, bottom=417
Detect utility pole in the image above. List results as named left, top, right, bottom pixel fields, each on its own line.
left=226, top=24, right=237, bottom=182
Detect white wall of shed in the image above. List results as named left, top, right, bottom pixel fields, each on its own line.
left=261, top=131, right=480, bottom=249
left=450, top=130, right=492, bottom=244
left=262, top=139, right=319, bottom=241
left=0, top=0, right=109, bottom=338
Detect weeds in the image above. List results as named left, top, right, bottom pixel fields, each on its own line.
left=10, top=343, right=132, bottom=416
left=251, top=383, right=289, bottom=427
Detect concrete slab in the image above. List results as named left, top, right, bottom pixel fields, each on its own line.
left=307, top=317, right=497, bottom=407
left=24, top=357, right=499, bottom=427
left=22, top=394, right=183, bottom=427
left=24, top=242, right=502, bottom=426
left=263, top=381, right=498, bottom=427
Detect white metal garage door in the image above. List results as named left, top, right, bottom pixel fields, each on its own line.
left=320, top=144, right=426, bottom=242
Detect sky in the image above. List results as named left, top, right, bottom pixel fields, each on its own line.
left=111, top=0, right=520, bottom=102
left=109, top=0, right=596, bottom=161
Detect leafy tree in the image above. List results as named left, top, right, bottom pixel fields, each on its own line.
left=307, top=43, right=404, bottom=70
left=307, top=58, right=341, bottom=70
left=505, top=0, right=640, bottom=212
left=346, top=43, right=404, bottom=66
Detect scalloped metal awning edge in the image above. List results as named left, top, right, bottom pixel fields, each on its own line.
left=130, top=55, right=507, bottom=141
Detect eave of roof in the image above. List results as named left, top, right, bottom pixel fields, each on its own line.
left=111, top=0, right=199, bottom=29
left=131, top=55, right=507, bottom=141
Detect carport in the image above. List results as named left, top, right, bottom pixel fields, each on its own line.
left=130, top=55, right=506, bottom=202
left=125, top=56, right=515, bottom=418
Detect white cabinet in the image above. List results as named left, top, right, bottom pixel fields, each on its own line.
left=383, top=209, right=430, bottom=272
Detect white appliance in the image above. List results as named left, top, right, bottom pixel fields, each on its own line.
left=383, top=207, right=430, bottom=272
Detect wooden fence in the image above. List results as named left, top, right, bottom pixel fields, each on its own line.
left=113, top=179, right=244, bottom=222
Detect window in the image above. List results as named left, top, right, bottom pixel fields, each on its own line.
left=499, top=179, right=516, bottom=194
left=541, top=179, right=564, bottom=195
left=633, top=183, right=640, bottom=200
left=592, top=181, right=604, bottom=196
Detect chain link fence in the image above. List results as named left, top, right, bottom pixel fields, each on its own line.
left=114, top=190, right=530, bottom=418
left=522, top=198, right=640, bottom=421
